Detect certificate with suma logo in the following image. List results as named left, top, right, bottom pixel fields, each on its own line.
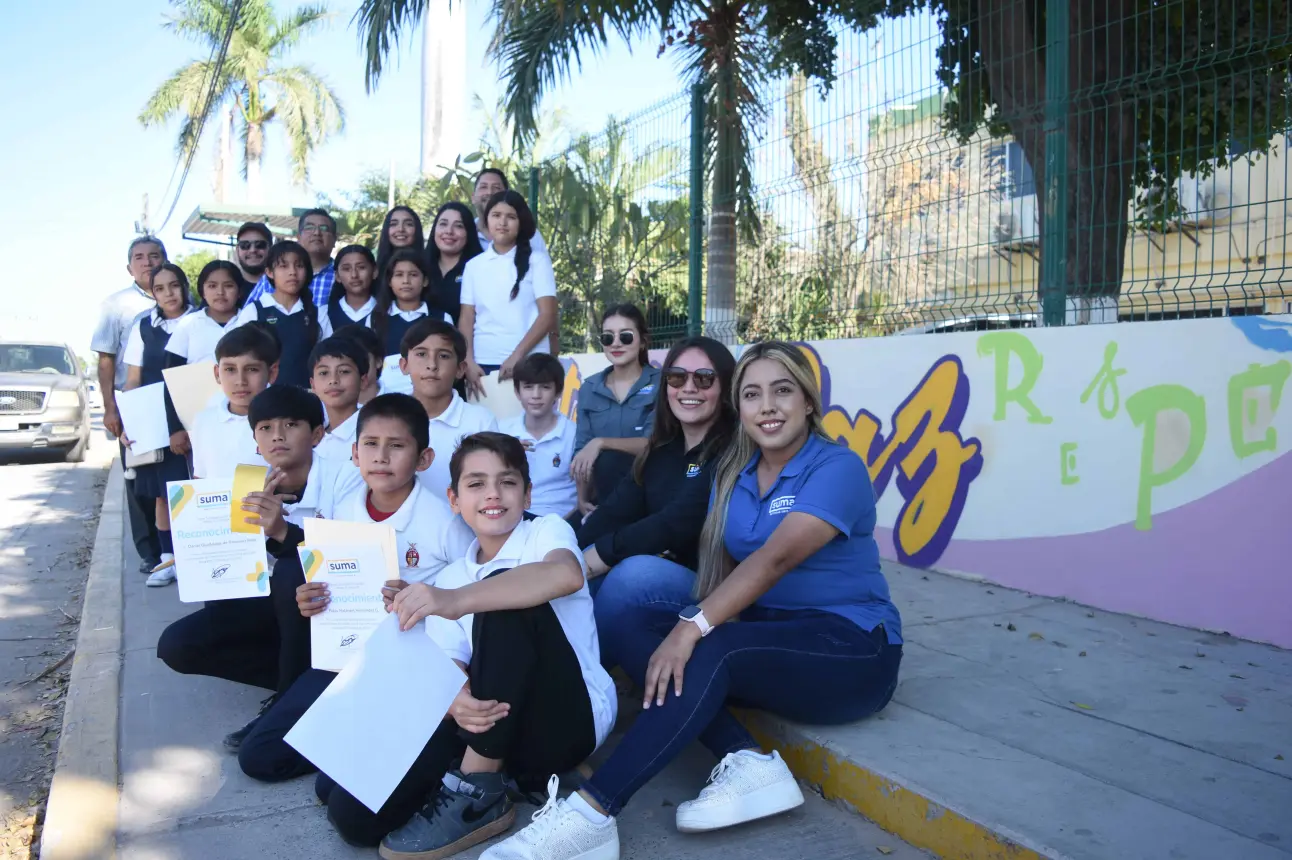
left=300, top=544, right=390, bottom=672
left=167, top=479, right=270, bottom=603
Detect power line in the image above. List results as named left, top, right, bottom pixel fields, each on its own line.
left=154, top=0, right=245, bottom=235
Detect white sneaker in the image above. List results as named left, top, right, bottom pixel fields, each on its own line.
left=146, top=558, right=177, bottom=588
left=675, top=749, right=804, bottom=833
left=480, top=775, right=619, bottom=860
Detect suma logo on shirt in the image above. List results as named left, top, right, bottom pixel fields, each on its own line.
left=768, top=495, right=796, bottom=516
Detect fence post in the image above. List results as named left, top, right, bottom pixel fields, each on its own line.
left=687, top=82, right=705, bottom=337
left=528, top=166, right=539, bottom=209
left=1040, top=0, right=1069, bottom=326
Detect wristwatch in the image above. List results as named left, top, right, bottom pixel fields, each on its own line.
left=679, top=605, right=713, bottom=637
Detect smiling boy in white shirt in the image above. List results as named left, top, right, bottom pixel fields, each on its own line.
left=309, top=336, right=368, bottom=467
left=500, top=353, right=577, bottom=518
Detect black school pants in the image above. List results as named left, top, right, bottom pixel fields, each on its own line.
left=240, top=667, right=336, bottom=781
left=320, top=594, right=597, bottom=848
left=268, top=548, right=312, bottom=697
left=121, top=440, right=160, bottom=562
left=156, top=596, right=279, bottom=691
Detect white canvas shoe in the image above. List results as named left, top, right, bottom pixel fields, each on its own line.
left=480, top=775, right=619, bottom=860
left=675, top=749, right=804, bottom=833
left=146, top=556, right=176, bottom=587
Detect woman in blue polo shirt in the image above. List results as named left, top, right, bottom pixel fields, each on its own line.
left=569, top=303, right=660, bottom=514
left=484, top=340, right=903, bottom=859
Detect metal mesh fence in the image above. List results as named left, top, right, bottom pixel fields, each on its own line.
left=537, top=3, right=1292, bottom=346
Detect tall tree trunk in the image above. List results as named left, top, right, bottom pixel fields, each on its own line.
left=705, top=62, right=739, bottom=343
left=980, top=0, right=1137, bottom=321
left=245, top=121, right=265, bottom=204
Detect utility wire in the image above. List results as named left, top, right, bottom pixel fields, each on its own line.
left=154, top=0, right=244, bottom=235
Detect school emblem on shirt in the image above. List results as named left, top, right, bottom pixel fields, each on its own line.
left=685, top=463, right=700, bottom=478
left=405, top=543, right=420, bottom=568
left=552, top=453, right=562, bottom=468
left=768, top=495, right=796, bottom=516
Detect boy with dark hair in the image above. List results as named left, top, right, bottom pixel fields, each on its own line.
left=500, top=353, right=577, bottom=517
left=238, top=393, right=474, bottom=783
left=315, top=431, right=614, bottom=855
left=399, top=318, right=497, bottom=499
left=190, top=325, right=280, bottom=480
left=337, top=323, right=384, bottom=404
left=309, top=336, right=369, bottom=466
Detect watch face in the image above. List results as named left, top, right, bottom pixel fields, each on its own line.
left=680, top=606, right=700, bottom=621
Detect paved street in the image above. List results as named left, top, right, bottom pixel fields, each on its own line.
left=0, top=424, right=113, bottom=856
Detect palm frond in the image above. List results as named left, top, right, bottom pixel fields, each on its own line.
left=139, top=59, right=229, bottom=159
left=352, top=0, right=431, bottom=92
left=161, top=0, right=234, bottom=45
left=263, top=65, right=346, bottom=185
left=267, top=2, right=334, bottom=55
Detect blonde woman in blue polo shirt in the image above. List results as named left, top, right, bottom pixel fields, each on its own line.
left=482, top=340, right=903, bottom=860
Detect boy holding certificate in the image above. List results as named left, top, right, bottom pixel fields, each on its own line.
left=238, top=393, right=474, bottom=783
left=156, top=325, right=281, bottom=689
left=316, top=432, right=615, bottom=857
left=309, top=336, right=368, bottom=467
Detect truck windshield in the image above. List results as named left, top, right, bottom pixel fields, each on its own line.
left=0, top=345, right=77, bottom=375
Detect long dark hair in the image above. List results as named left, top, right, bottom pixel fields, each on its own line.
left=148, top=263, right=194, bottom=318
left=376, top=206, right=425, bottom=277
left=195, top=260, right=246, bottom=312
left=483, top=190, right=536, bottom=300
left=425, top=201, right=483, bottom=273
left=601, top=302, right=651, bottom=367
left=631, top=336, right=737, bottom=484
left=328, top=244, right=377, bottom=306
left=264, top=240, right=319, bottom=343
left=372, top=249, right=431, bottom=348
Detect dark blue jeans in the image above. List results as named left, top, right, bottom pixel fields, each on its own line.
left=589, top=555, right=695, bottom=666
left=582, top=602, right=901, bottom=816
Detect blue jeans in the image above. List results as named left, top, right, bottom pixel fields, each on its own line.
left=581, top=602, right=902, bottom=816
left=589, top=556, right=696, bottom=667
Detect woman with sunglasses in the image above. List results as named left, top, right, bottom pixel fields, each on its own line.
left=569, top=304, right=660, bottom=516
left=577, top=336, right=736, bottom=625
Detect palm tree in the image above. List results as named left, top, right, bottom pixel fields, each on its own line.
left=356, top=0, right=875, bottom=342
left=141, top=0, right=345, bottom=202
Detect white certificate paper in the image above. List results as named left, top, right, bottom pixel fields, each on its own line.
left=285, top=614, right=465, bottom=813
left=167, top=478, right=270, bottom=603
left=116, top=383, right=171, bottom=453
left=300, top=544, right=390, bottom=672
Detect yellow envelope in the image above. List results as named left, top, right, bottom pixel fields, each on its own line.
left=303, top=519, right=399, bottom=580
left=162, top=361, right=222, bottom=430
left=230, top=464, right=269, bottom=534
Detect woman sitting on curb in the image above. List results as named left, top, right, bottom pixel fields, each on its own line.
left=479, top=340, right=904, bottom=860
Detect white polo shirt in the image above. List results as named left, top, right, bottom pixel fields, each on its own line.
left=124, top=309, right=189, bottom=367
left=235, top=293, right=305, bottom=323
left=285, top=453, right=365, bottom=522
left=425, top=515, right=616, bottom=746
left=335, top=480, right=475, bottom=584
left=499, top=413, right=577, bottom=517
left=417, top=392, right=500, bottom=501
left=314, top=411, right=358, bottom=467
left=190, top=402, right=265, bottom=479
left=460, top=244, right=557, bottom=365
left=164, top=309, right=247, bottom=364
left=318, top=296, right=378, bottom=339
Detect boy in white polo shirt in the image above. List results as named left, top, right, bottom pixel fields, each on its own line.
left=238, top=393, right=474, bottom=784
left=400, top=317, right=497, bottom=499
left=189, top=325, right=278, bottom=481
left=309, top=336, right=367, bottom=467
left=315, top=432, right=614, bottom=855
left=500, top=353, right=576, bottom=518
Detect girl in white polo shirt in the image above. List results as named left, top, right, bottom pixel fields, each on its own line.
left=164, top=260, right=247, bottom=365
left=459, top=190, right=558, bottom=397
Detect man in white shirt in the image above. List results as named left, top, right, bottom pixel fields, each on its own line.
left=92, top=235, right=166, bottom=569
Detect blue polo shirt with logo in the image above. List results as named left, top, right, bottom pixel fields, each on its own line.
left=725, top=432, right=902, bottom=643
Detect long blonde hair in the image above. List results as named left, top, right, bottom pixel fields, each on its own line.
left=694, top=341, right=831, bottom=598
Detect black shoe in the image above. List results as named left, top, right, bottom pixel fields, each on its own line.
left=223, top=694, right=277, bottom=753
left=139, top=557, right=160, bottom=574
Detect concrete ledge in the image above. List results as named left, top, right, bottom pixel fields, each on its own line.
left=40, top=459, right=123, bottom=860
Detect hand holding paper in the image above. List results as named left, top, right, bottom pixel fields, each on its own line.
left=115, top=383, right=171, bottom=454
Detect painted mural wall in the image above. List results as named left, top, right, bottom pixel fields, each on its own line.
left=557, top=315, right=1292, bottom=648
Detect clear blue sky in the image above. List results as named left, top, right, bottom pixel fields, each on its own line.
left=0, top=0, right=683, bottom=356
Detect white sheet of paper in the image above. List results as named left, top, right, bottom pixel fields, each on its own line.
left=475, top=371, right=522, bottom=421
left=378, top=354, right=413, bottom=395
left=300, top=544, right=390, bottom=672
left=303, top=519, right=399, bottom=578
left=285, top=614, right=464, bottom=813
left=162, top=361, right=222, bottom=430
left=167, top=478, right=270, bottom=602
left=115, top=383, right=171, bottom=454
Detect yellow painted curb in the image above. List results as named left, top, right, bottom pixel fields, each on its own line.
left=739, top=711, right=1048, bottom=860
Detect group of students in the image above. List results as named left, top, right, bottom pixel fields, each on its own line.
left=91, top=169, right=906, bottom=860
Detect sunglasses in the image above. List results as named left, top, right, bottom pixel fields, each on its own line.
left=600, top=331, right=636, bottom=347
left=663, top=367, right=718, bottom=390
left=238, top=240, right=268, bottom=251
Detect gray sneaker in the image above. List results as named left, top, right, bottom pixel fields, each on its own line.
left=379, top=769, right=516, bottom=860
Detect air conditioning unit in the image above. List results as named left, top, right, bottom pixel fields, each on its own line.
left=994, top=194, right=1040, bottom=250
left=1176, top=176, right=1224, bottom=227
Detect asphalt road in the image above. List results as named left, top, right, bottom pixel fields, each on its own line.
left=0, top=421, right=113, bottom=855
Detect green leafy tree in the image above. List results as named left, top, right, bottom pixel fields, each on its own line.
left=141, top=0, right=345, bottom=202
left=175, top=250, right=218, bottom=300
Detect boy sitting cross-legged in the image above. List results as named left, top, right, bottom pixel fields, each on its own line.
left=238, top=393, right=475, bottom=783
left=316, top=431, right=617, bottom=858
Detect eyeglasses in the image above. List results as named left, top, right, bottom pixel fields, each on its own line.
left=663, top=367, right=718, bottom=390
left=600, top=331, right=636, bottom=347
left=300, top=224, right=334, bottom=234
left=238, top=240, right=268, bottom=251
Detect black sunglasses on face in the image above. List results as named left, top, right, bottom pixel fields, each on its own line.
left=238, top=240, right=268, bottom=251
left=663, top=367, right=718, bottom=390
left=600, top=331, right=635, bottom=347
